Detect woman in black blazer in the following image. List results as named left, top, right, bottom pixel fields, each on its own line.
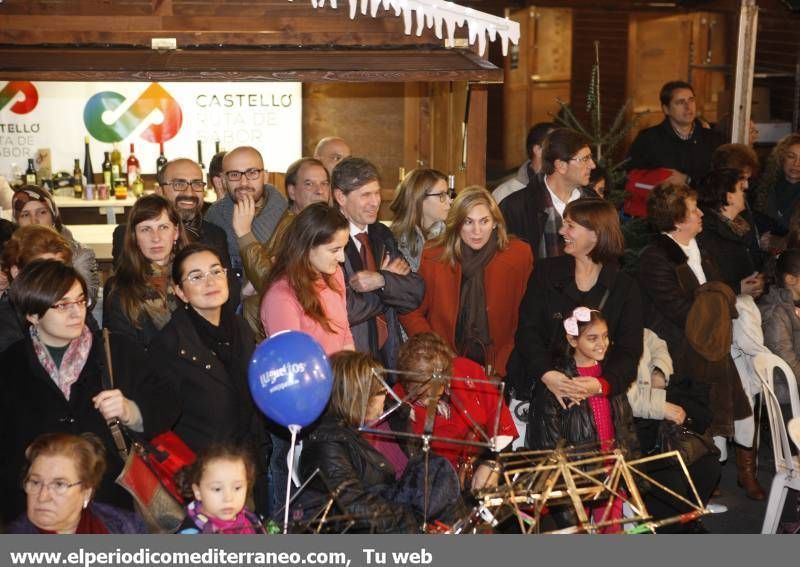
left=0, top=260, right=176, bottom=524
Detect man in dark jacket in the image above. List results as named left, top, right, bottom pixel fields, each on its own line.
left=500, top=128, right=597, bottom=260
left=332, top=157, right=424, bottom=371
left=111, top=158, right=240, bottom=306
left=627, top=80, right=724, bottom=188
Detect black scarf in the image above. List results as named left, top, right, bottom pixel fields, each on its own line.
left=186, top=304, right=235, bottom=374
left=183, top=214, right=203, bottom=242
left=455, top=230, right=497, bottom=365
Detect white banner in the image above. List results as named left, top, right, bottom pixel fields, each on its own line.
left=0, top=80, right=302, bottom=179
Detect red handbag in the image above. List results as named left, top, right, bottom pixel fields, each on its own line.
left=623, top=168, right=673, bottom=218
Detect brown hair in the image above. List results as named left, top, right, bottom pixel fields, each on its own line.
left=265, top=203, right=349, bottom=333
left=177, top=445, right=255, bottom=500
left=389, top=168, right=448, bottom=259
left=396, top=332, right=454, bottom=385
left=433, top=185, right=509, bottom=265
left=563, top=199, right=624, bottom=264
left=112, top=194, right=186, bottom=327
left=1, top=224, right=72, bottom=280
left=541, top=128, right=592, bottom=176
left=24, top=433, right=106, bottom=491
left=328, top=351, right=385, bottom=427
left=754, top=133, right=800, bottom=213
left=647, top=183, right=697, bottom=233
left=10, top=260, right=87, bottom=320
left=712, top=143, right=759, bottom=173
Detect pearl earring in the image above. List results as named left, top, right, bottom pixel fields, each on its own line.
left=83, top=499, right=89, bottom=509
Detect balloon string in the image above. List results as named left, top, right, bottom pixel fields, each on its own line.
left=284, top=424, right=301, bottom=534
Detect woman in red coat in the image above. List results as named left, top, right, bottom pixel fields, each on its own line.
left=400, top=186, right=533, bottom=378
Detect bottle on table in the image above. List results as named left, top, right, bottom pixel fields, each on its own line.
left=114, top=178, right=128, bottom=200
left=24, top=158, right=37, bottom=185
left=197, top=140, right=205, bottom=172
left=73, top=158, right=84, bottom=199
left=126, top=143, right=140, bottom=191
left=102, top=151, right=112, bottom=187
left=83, top=136, right=95, bottom=185
left=156, top=142, right=167, bottom=175
left=110, top=143, right=122, bottom=185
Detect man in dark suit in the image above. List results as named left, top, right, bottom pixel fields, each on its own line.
left=332, top=157, right=424, bottom=370
left=111, top=158, right=240, bottom=306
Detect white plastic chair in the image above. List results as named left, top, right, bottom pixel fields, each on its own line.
left=789, top=418, right=800, bottom=454
left=752, top=352, right=800, bottom=534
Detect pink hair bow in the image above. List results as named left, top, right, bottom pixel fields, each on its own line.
left=564, top=306, right=593, bottom=336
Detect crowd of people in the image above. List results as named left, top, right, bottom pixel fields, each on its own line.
left=1, top=80, right=800, bottom=534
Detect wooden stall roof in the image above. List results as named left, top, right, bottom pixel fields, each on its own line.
left=0, top=46, right=503, bottom=83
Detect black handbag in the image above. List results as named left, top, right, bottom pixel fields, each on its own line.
left=656, top=421, right=720, bottom=466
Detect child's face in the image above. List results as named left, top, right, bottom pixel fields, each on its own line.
left=192, top=459, right=248, bottom=522
left=569, top=320, right=609, bottom=364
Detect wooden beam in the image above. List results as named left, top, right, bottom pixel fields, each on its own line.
left=0, top=47, right=503, bottom=83
left=466, top=83, right=488, bottom=187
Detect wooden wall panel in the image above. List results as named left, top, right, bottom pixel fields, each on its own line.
left=302, top=83, right=405, bottom=189
left=755, top=7, right=800, bottom=128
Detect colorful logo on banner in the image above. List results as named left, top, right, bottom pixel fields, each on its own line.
left=0, top=81, right=39, bottom=114
left=83, top=83, right=183, bottom=144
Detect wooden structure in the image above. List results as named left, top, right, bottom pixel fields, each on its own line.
left=0, top=0, right=509, bottom=201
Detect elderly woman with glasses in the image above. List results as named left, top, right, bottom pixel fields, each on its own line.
left=0, top=261, right=176, bottom=525
left=8, top=433, right=146, bottom=534
left=149, top=243, right=263, bottom=460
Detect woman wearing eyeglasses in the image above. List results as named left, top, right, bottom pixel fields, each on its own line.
left=8, top=433, right=146, bottom=534
left=389, top=168, right=452, bottom=271
left=0, top=261, right=176, bottom=525
left=104, top=194, right=188, bottom=348
left=149, top=243, right=262, bottom=456
left=400, top=186, right=532, bottom=378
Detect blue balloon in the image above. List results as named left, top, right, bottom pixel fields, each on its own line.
left=248, top=331, right=333, bottom=428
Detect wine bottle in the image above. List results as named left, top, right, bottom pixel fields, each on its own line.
left=73, top=158, right=84, bottom=199
left=110, top=143, right=122, bottom=185
left=197, top=140, right=205, bottom=172
left=215, top=140, right=221, bottom=154
left=156, top=142, right=167, bottom=174
left=25, top=158, right=37, bottom=185
left=127, top=143, right=140, bottom=191
left=448, top=174, right=456, bottom=197
left=102, top=151, right=112, bottom=187
left=83, top=136, right=95, bottom=185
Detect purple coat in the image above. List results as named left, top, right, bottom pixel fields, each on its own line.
left=7, top=502, right=147, bottom=534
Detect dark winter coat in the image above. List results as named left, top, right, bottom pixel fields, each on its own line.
left=0, top=331, right=177, bottom=524
left=509, top=255, right=643, bottom=401
left=696, top=209, right=763, bottom=295
left=298, top=415, right=418, bottom=534
left=7, top=502, right=147, bottom=534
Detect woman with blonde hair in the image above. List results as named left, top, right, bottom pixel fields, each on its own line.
left=104, top=194, right=188, bottom=347
left=297, top=351, right=459, bottom=533
left=389, top=168, right=451, bottom=270
left=400, top=186, right=532, bottom=378
left=753, top=132, right=800, bottom=240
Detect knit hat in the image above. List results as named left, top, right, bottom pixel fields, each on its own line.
left=11, top=185, right=62, bottom=230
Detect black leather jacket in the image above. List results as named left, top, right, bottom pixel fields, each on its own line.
left=297, top=415, right=418, bottom=533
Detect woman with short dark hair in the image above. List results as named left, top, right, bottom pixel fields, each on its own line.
left=638, top=183, right=762, bottom=500
left=7, top=433, right=146, bottom=534
left=697, top=168, right=764, bottom=297
left=512, top=198, right=642, bottom=441
left=0, top=261, right=176, bottom=524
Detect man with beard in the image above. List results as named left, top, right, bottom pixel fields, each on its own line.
left=204, top=146, right=287, bottom=282
left=112, top=158, right=240, bottom=304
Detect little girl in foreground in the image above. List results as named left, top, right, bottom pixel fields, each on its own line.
left=178, top=445, right=266, bottom=534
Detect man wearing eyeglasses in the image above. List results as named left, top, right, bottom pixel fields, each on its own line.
left=204, top=146, right=288, bottom=286
left=111, top=158, right=240, bottom=305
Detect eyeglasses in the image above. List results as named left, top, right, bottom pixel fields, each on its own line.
left=424, top=191, right=455, bottom=203
left=182, top=267, right=227, bottom=286
left=162, top=179, right=206, bottom=192
left=50, top=298, right=87, bottom=313
left=224, top=168, right=263, bottom=182
left=570, top=154, right=595, bottom=165
left=23, top=477, right=83, bottom=496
